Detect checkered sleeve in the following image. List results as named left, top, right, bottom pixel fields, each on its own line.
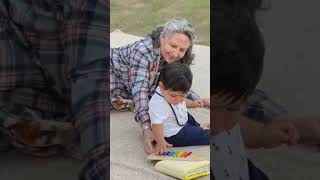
left=65, top=1, right=109, bottom=179
left=129, top=46, right=153, bottom=124
left=186, top=89, right=200, bottom=100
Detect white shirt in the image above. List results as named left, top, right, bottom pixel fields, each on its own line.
left=149, top=87, right=188, bottom=137
left=211, top=124, right=249, bottom=180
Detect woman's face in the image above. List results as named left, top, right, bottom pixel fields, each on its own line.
left=160, top=32, right=191, bottom=63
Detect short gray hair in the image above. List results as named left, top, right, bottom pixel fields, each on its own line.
left=148, top=18, right=195, bottom=65
left=162, top=18, right=195, bottom=44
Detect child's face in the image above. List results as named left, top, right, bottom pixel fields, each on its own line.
left=212, top=94, right=243, bottom=134
left=160, top=82, right=187, bottom=105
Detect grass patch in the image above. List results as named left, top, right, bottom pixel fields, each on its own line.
left=110, top=0, right=210, bottom=46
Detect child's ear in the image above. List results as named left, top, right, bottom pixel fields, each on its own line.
left=159, top=82, right=165, bottom=91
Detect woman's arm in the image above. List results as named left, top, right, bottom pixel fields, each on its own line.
left=128, top=43, right=156, bottom=124
left=185, top=98, right=207, bottom=108
left=185, top=90, right=210, bottom=108
left=141, top=120, right=155, bottom=154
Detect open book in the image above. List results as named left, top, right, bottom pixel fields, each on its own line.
left=154, top=160, right=210, bottom=180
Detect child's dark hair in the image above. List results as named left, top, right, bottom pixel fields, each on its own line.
left=160, top=63, right=193, bottom=93
left=212, top=1, right=265, bottom=103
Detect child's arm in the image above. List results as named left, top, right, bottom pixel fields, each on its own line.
left=152, top=124, right=173, bottom=155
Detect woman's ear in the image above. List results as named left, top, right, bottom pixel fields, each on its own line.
left=160, top=32, right=164, bottom=39
left=160, top=32, right=165, bottom=43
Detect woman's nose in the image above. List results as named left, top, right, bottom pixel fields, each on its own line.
left=172, top=49, right=179, bottom=58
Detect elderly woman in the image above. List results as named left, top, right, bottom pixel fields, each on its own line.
left=110, top=18, right=208, bottom=153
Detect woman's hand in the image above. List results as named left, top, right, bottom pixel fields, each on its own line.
left=200, top=98, right=210, bottom=108
left=154, top=140, right=172, bottom=155
left=143, top=129, right=156, bottom=154
left=192, top=98, right=210, bottom=108
left=192, top=99, right=205, bottom=108
left=185, top=98, right=208, bottom=108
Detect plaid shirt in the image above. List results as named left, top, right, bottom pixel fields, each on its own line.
left=0, top=1, right=109, bottom=179
left=110, top=36, right=199, bottom=124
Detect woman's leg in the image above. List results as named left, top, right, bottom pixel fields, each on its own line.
left=0, top=103, right=80, bottom=158
left=110, top=72, right=133, bottom=111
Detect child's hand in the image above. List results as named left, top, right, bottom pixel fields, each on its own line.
left=155, top=140, right=172, bottom=155
left=201, top=122, right=210, bottom=130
